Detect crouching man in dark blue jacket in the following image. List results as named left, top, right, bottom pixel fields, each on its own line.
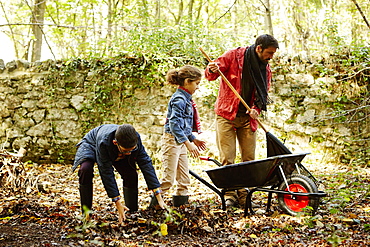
left=72, top=124, right=165, bottom=224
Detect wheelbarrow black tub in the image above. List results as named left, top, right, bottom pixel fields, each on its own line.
left=204, top=153, right=307, bottom=189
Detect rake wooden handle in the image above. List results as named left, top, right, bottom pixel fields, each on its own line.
left=199, top=47, right=267, bottom=133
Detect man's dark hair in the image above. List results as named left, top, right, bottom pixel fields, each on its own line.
left=255, top=34, right=279, bottom=50
left=115, top=124, right=138, bottom=148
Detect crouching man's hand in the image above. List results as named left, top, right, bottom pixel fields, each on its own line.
left=113, top=197, right=129, bottom=225
left=153, top=187, right=166, bottom=209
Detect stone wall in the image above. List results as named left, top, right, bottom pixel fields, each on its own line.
left=0, top=58, right=367, bottom=167
left=266, top=70, right=369, bottom=167
left=0, top=58, right=176, bottom=163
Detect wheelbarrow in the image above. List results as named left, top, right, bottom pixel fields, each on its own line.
left=190, top=153, right=327, bottom=217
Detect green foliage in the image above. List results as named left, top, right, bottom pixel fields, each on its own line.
left=323, top=20, right=345, bottom=50
left=120, top=24, right=199, bottom=59
left=324, top=172, right=369, bottom=216
left=151, top=208, right=183, bottom=236
left=327, top=231, right=348, bottom=247
left=364, top=224, right=370, bottom=232
left=2, top=0, right=370, bottom=65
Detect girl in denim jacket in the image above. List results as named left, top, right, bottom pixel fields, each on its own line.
left=160, top=65, right=207, bottom=206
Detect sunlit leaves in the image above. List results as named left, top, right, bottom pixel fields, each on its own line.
left=0, top=160, right=370, bottom=245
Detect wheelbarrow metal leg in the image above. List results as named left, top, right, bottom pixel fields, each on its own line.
left=266, top=191, right=273, bottom=213
left=189, top=169, right=226, bottom=210
left=220, top=189, right=226, bottom=211
left=244, top=188, right=257, bottom=217
left=266, top=185, right=277, bottom=213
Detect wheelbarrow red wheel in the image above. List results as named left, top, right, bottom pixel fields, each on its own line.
left=277, top=174, right=319, bottom=216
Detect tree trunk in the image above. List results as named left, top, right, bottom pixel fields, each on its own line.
left=232, top=1, right=238, bottom=41
left=31, top=0, right=46, bottom=62
left=155, top=0, right=161, bottom=26
left=264, top=0, right=274, bottom=35
left=141, top=0, right=150, bottom=26
left=195, top=0, right=203, bottom=21
left=175, top=0, right=184, bottom=25
left=188, top=0, right=194, bottom=22
left=107, top=0, right=113, bottom=56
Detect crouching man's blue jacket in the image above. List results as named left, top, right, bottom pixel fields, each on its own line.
left=72, top=124, right=160, bottom=198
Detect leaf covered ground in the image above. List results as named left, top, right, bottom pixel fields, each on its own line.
left=0, top=153, right=369, bottom=247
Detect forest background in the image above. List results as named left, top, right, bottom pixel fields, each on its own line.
left=1, top=0, right=369, bottom=63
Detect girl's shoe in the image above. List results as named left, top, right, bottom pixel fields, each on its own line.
left=172, top=195, right=189, bottom=207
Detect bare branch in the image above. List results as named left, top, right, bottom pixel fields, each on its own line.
left=213, top=0, right=237, bottom=25
left=350, top=0, right=370, bottom=29
left=337, top=67, right=370, bottom=81
left=0, top=2, right=19, bottom=58
left=0, top=23, right=131, bottom=31
left=0, top=23, right=79, bottom=29
left=311, top=97, right=370, bottom=125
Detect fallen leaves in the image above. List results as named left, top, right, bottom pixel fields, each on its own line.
left=0, top=157, right=369, bottom=246
left=0, top=149, right=38, bottom=193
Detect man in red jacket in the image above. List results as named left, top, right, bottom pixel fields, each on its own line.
left=205, top=34, right=279, bottom=208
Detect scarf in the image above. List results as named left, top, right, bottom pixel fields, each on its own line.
left=242, top=44, right=270, bottom=111
left=179, top=87, right=202, bottom=134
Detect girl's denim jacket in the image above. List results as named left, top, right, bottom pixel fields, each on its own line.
left=164, top=88, right=196, bottom=144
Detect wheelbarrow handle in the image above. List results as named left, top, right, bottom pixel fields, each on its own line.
left=199, top=156, right=222, bottom=167
left=199, top=156, right=210, bottom=161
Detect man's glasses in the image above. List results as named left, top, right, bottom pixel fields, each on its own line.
left=115, top=141, right=138, bottom=154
